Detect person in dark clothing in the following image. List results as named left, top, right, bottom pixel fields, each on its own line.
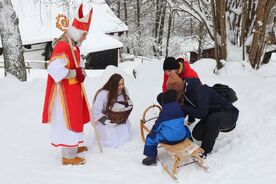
left=162, top=57, right=201, bottom=123
left=162, top=57, right=201, bottom=92
left=182, top=78, right=239, bottom=157
left=142, top=90, right=191, bottom=166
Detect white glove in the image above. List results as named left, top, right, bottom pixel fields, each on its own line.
left=104, top=119, right=117, bottom=128
left=65, top=69, right=76, bottom=79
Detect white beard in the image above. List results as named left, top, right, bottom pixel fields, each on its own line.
left=77, top=41, right=83, bottom=47
left=67, top=26, right=84, bottom=43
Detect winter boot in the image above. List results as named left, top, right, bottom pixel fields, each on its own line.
left=62, top=157, right=86, bottom=165
left=77, top=146, right=88, bottom=153
left=142, top=156, right=157, bottom=166
left=199, top=152, right=207, bottom=159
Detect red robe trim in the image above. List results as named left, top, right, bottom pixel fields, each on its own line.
left=42, top=41, right=90, bottom=133
left=51, top=141, right=84, bottom=148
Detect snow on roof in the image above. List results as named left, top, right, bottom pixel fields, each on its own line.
left=80, top=0, right=127, bottom=53
left=92, top=0, right=128, bottom=33
left=271, top=53, right=276, bottom=63
left=81, top=30, right=123, bottom=54
left=0, top=0, right=63, bottom=47
left=265, top=44, right=276, bottom=53
left=0, top=0, right=127, bottom=53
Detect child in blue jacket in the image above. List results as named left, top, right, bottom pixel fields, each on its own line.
left=142, top=90, right=191, bottom=166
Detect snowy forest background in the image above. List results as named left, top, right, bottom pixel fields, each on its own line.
left=108, top=0, right=276, bottom=70
left=0, top=0, right=276, bottom=81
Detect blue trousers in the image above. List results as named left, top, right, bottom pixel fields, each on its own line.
left=143, top=132, right=184, bottom=157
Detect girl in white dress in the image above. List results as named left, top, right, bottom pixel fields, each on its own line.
left=91, top=74, right=133, bottom=148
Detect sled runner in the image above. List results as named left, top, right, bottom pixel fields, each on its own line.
left=140, top=105, right=208, bottom=180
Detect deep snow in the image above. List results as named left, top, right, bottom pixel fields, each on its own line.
left=0, top=58, right=276, bottom=184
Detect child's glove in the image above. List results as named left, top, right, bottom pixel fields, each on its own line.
left=76, top=68, right=86, bottom=83
left=187, top=116, right=196, bottom=126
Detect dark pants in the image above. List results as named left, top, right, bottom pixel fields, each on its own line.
left=192, top=112, right=236, bottom=154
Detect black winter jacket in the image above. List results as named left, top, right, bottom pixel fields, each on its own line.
left=182, top=79, right=239, bottom=122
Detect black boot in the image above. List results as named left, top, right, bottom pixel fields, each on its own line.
left=199, top=152, right=207, bottom=159
left=142, top=156, right=157, bottom=166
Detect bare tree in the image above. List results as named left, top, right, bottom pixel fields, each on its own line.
left=153, top=0, right=167, bottom=57
left=117, top=0, right=121, bottom=18
left=195, top=21, right=209, bottom=60
left=241, top=0, right=249, bottom=60
left=105, top=0, right=112, bottom=7
left=123, top=0, right=131, bottom=53
left=105, top=0, right=276, bottom=69
left=0, top=0, right=26, bottom=81
left=216, top=0, right=227, bottom=60
left=249, top=0, right=276, bottom=68
left=167, top=0, right=225, bottom=67
left=168, top=0, right=214, bottom=40
left=211, top=0, right=219, bottom=66
left=136, top=0, right=141, bottom=33
left=165, top=9, right=173, bottom=57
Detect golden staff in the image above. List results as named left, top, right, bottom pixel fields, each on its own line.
left=56, top=14, right=79, bottom=68
left=56, top=14, right=103, bottom=153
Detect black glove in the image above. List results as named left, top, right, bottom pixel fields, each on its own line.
left=98, top=116, right=116, bottom=128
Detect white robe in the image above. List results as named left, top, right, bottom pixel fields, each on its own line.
left=91, top=90, right=131, bottom=148
left=47, top=58, right=85, bottom=147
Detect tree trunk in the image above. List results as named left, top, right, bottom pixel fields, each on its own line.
left=197, top=22, right=205, bottom=60
left=255, top=1, right=276, bottom=68
left=105, top=0, right=112, bottom=7
left=0, top=0, right=26, bottom=81
left=211, top=0, right=220, bottom=68
left=165, top=11, right=173, bottom=57
left=117, top=0, right=121, bottom=18
left=215, top=0, right=227, bottom=60
left=241, top=0, right=249, bottom=60
left=136, top=0, right=140, bottom=32
left=220, top=0, right=227, bottom=60
left=249, top=0, right=274, bottom=68
left=227, top=0, right=242, bottom=45
left=123, top=0, right=130, bottom=54
left=153, top=0, right=161, bottom=56
left=157, top=1, right=166, bottom=57
left=123, top=0, right=128, bottom=25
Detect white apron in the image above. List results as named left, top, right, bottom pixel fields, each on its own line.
left=91, top=90, right=131, bottom=148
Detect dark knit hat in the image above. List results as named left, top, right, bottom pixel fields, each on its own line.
left=163, top=57, right=180, bottom=71
left=163, top=90, right=177, bottom=104
left=157, top=90, right=177, bottom=106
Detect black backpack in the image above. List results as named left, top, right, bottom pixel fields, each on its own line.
left=212, top=83, right=238, bottom=103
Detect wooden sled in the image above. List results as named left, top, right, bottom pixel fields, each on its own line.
left=140, top=105, right=208, bottom=180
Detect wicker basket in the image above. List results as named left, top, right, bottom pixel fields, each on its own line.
left=106, top=106, right=133, bottom=124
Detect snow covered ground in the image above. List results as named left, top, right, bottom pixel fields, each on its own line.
left=0, top=58, right=276, bottom=184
